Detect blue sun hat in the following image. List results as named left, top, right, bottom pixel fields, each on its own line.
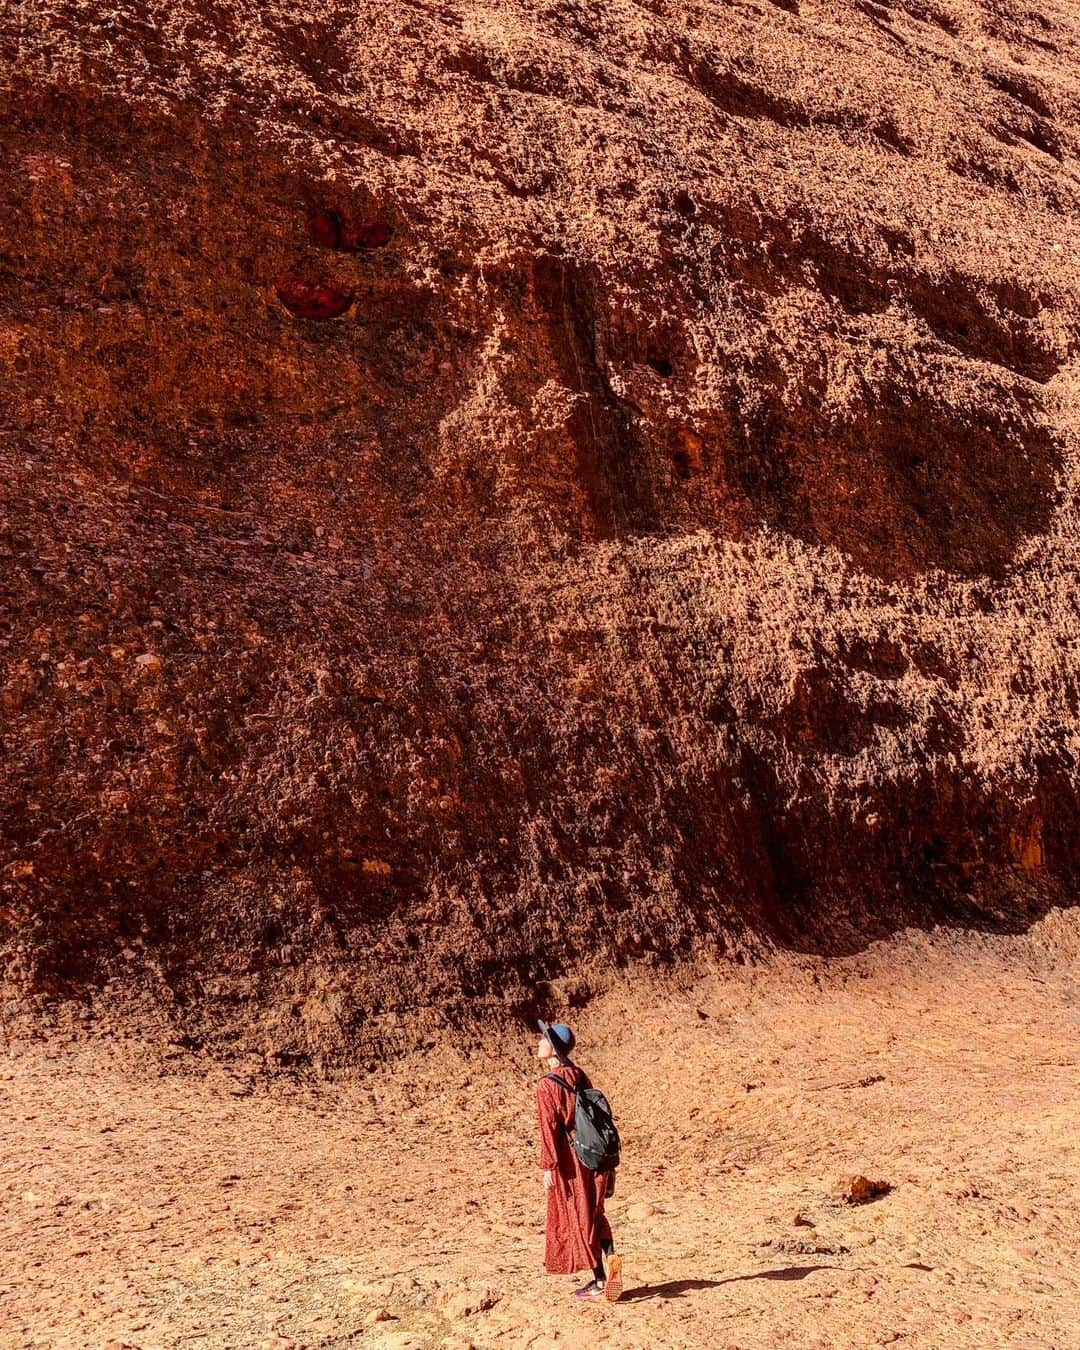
left=538, top=1020, right=575, bottom=1065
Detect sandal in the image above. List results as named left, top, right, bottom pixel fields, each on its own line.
left=604, top=1254, right=623, bottom=1302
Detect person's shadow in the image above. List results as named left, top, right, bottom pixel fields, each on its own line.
left=619, top=1266, right=840, bottom=1303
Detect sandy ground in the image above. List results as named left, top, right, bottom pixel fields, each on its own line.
left=2, top=911, right=1078, bottom=1350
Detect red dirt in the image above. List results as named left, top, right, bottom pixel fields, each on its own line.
left=1, top=1, right=1079, bottom=1062
left=2, top=913, right=1077, bottom=1347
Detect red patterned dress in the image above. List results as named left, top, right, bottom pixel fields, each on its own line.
left=536, top=1064, right=613, bottom=1274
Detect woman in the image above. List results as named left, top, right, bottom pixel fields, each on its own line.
left=535, top=1020, right=622, bottom=1301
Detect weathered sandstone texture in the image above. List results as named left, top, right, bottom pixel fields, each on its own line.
left=1, top=0, right=1078, bottom=1060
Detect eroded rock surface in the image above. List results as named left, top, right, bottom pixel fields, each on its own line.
left=1, top=0, right=1078, bottom=1060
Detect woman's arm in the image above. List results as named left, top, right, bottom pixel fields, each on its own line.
left=536, top=1079, right=561, bottom=1173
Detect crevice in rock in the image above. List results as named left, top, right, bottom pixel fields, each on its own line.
left=274, top=276, right=354, bottom=320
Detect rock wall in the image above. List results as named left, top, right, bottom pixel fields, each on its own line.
left=1, top=0, right=1078, bottom=1060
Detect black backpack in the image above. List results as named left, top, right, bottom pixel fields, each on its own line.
left=545, top=1071, right=621, bottom=1172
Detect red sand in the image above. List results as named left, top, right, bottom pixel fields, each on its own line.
left=2, top=911, right=1078, bottom=1347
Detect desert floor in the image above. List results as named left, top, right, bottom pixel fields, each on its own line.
left=2, top=909, right=1077, bottom=1350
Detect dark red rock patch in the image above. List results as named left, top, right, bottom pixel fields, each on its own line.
left=342, top=218, right=392, bottom=250
left=306, top=206, right=343, bottom=249
left=274, top=276, right=354, bottom=319
left=306, top=205, right=393, bottom=252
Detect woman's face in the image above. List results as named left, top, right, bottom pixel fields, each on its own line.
left=537, top=1035, right=553, bottom=1062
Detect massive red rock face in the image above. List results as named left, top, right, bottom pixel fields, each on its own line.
left=1, top=1, right=1078, bottom=1061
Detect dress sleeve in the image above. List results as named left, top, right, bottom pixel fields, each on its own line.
left=536, top=1079, right=560, bottom=1170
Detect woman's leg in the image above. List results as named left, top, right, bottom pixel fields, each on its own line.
left=602, top=1233, right=623, bottom=1302
left=590, top=1233, right=614, bottom=1283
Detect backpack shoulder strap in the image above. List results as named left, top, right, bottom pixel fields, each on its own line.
left=543, top=1073, right=578, bottom=1093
